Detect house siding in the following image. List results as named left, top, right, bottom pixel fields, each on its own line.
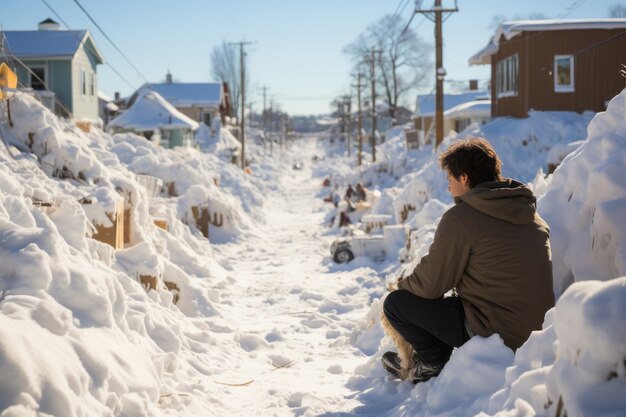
left=491, top=29, right=626, bottom=117
left=11, top=59, right=72, bottom=116
left=177, top=106, right=220, bottom=124
left=71, top=46, right=99, bottom=122
left=51, top=60, right=72, bottom=114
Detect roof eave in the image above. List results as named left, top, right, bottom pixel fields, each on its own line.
left=468, top=41, right=498, bottom=66
left=8, top=54, right=74, bottom=61
left=79, top=31, right=106, bottom=65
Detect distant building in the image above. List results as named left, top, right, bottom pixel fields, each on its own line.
left=126, top=73, right=229, bottom=125
left=107, top=90, right=199, bottom=149
left=98, top=91, right=119, bottom=127
left=1, top=18, right=105, bottom=130
left=414, top=84, right=490, bottom=143
left=469, top=18, right=626, bottom=118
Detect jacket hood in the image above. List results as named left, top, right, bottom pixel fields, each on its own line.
left=456, top=179, right=537, bottom=224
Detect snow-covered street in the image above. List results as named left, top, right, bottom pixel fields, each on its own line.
left=205, top=140, right=382, bottom=415
left=1, top=88, right=626, bottom=417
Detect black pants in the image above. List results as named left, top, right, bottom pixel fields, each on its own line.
left=383, top=290, right=470, bottom=366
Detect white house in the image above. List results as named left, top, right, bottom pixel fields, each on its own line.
left=127, top=73, right=226, bottom=125
left=414, top=89, right=490, bottom=143
left=107, top=90, right=199, bottom=149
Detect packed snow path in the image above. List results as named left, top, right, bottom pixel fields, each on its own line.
left=207, top=140, right=384, bottom=416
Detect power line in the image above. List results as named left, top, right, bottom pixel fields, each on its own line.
left=557, top=0, right=588, bottom=19
left=271, top=93, right=339, bottom=101
left=71, top=0, right=148, bottom=83
left=380, top=0, right=414, bottom=43
left=391, top=0, right=411, bottom=20
left=39, top=0, right=137, bottom=91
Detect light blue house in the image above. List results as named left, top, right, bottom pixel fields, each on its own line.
left=1, top=18, right=105, bottom=129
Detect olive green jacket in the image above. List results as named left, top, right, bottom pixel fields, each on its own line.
left=398, top=179, right=554, bottom=349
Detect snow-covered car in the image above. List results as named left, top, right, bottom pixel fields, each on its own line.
left=330, top=235, right=386, bottom=263
left=330, top=225, right=408, bottom=263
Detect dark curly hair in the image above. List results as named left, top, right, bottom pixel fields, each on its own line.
left=439, top=137, right=502, bottom=188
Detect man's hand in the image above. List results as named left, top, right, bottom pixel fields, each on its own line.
left=386, top=276, right=404, bottom=292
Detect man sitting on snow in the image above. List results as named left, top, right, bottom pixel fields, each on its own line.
left=381, top=137, right=555, bottom=383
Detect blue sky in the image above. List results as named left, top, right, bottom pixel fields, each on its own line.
left=2, top=0, right=613, bottom=115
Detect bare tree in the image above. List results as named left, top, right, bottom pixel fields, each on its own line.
left=344, top=14, right=432, bottom=119
left=488, top=14, right=508, bottom=29
left=210, top=41, right=246, bottom=119
left=609, top=3, right=626, bottom=17
left=489, top=12, right=548, bottom=29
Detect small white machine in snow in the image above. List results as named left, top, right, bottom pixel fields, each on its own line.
left=330, top=224, right=407, bottom=263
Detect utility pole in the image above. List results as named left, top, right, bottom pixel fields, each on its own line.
left=336, top=99, right=343, bottom=137
left=269, top=98, right=274, bottom=155
left=414, top=0, right=458, bottom=148
left=274, top=103, right=283, bottom=152
left=230, top=40, right=254, bottom=169
left=343, top=95, right=352, bottom=157
left=352, top=73, right=365, bottom=166
left=369, top=48, right=382, bottom=162
left=259, top=85, right=269, bottom=150
left=275, top=104, right=281, bottom=151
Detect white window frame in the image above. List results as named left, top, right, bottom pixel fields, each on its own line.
left=554, top=55, right=575, bottom=93
left=89, top=72, right=95, bottom=97
left=29, top=66, right=47, bottom=90
left=496, top=53, right=519, bottom=98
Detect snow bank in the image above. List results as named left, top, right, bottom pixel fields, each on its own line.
left=314, top=88, right=625, bottom=417
left=0, top=92, right=270, bottom=415
left=467, top=110, right=594, bottom=183
left=539, top=89, right=626, bottom=295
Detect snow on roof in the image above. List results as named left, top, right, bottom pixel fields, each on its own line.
left=97, top=92, right=119, bottom=111
left=469, top=18, right=626, bottom=65
left=107, top=90, right=199, bottom=132
left=97, top=91, right=114, bottom=103
left=416, top=91, right=489, bottom=117
left=140, top=82, right=224, bottom=108
left=2, top=30, right=105, bottom=63
left=444, top=99, right=491, bottom=119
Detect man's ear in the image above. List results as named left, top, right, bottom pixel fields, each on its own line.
left=460, top=173, right=469, bottom=187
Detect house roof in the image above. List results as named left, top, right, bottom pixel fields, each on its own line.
left=469, top=18, right=626, bottom=65
left=415, top=91, right=489, bottom=117
left=137, top=82, right=224, bottom=108
left=444, top=100, right=491, bottom=119
left=1, top=30, right=105, bottom=63
left=98, top=91, right=119, bottom=112
left=107, top=90, right=199, bottom=132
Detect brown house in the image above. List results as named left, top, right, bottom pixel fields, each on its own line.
left=469, top=19, right=626, bottom=118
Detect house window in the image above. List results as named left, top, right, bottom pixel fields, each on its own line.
left=200, top=111, right=212, bottom=125
left=30, top=67, right=46, bottom=90
left=80, top=70, right=86, bottom=95
left=89, top=72, right=95, bottom=96
left=554, top=55, right=574, bottom=92
left=496, top=53, right=519, bottom=97
left=455, top=118, right=472, bottom=132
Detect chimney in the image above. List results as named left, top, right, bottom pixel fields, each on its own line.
left=114, top=92, right=120, bottom=101
left=166, top=71, right=173, bottom=84
left=469, top=79, right=479, bottom=91
left=38, top=18, right=60, bottom=31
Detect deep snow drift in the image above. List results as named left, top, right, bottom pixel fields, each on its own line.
left=0, top=87, right=625, bottom=417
